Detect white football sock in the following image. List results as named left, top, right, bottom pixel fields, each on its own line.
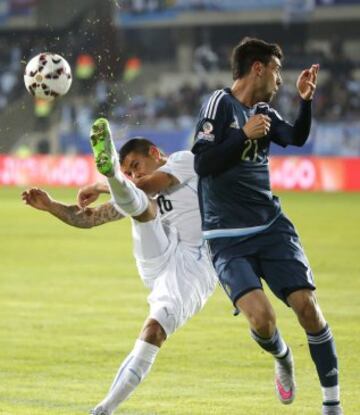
left=107, top=169, right=149, bottom=217
left=322, top=385, right=340, bottom=403
left=97, top=340, right=160, bottom=414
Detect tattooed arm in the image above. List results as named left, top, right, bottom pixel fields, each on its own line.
left=22, top=188, right=123, bottom=228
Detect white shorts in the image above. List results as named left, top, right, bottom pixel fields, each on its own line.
left=131, top=215, right=217, bottom=337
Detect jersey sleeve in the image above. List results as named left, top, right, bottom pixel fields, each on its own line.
left=191, top=90, right=248, bottom=177
left=157, top=151, right=195, bottom=185
left=268, top=100, right=312, bottom=147
left=192, top=90, right=230, bottom=153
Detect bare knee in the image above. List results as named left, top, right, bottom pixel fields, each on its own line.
left=248, top=307, right=276, bottom=337
left=139, top=318, right=167, bottom=347
left=236, top=290, right=277, bottom=338
left=288, top=290, right=326, bottom=333
left=298, top=300, right=324, bottom=332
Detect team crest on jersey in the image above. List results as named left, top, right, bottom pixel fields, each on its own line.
left=202, top=121, right=214, bottom=133
left=197, top=121, right=215, bottom=142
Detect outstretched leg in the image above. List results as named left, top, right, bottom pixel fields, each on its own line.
left=89, top=117, right=153, bottom=222
left=287, top=289, right=342, bottom=415
left=88, top=126, right=172, bottom=413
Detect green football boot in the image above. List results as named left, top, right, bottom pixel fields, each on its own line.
left=89, top=118, right=118, bottom=177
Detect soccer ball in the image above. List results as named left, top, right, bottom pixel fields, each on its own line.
left=24, top=53, right=72, bottom=100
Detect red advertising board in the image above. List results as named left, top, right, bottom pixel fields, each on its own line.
left=270, top=157, right=360, bottom=191
left=0, top=155, right=100, bottom=187
left=0, top=155, right=359, bottom=191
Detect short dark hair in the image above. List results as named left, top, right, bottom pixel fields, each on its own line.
left=119, top=137, right=156, bottom=165
left=231, top=37, right=283, bottom=80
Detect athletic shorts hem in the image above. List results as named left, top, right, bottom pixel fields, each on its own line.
left=149, top=305, right=177, bottom=337
left=283, top=285, right=316, bottom=306
left=232, top=286, right=264, bottom=307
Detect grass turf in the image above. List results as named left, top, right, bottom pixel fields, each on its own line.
left=1, top=187, right=359, bottom=415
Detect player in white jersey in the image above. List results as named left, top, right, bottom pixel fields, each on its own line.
left=22, top=118, right=217, bottom=415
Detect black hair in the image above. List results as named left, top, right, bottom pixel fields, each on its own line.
left=119, top=137, right=156, bottom=165
left=231, top=37, right=283, bottom=80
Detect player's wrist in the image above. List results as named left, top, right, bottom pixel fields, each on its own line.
left=95, top=181, right=110, bottom=194
left=241, top=127, right=250, bottom=140
left=298, top=92, right=313, bottom=101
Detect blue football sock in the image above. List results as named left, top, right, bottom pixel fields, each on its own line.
left=251, top=328, right=288, bottom=358
left=307, top=324, right=340, bottom=405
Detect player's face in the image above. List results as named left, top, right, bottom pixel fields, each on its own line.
left=121, top=148, right=160, bottom=179
left=261, top=56, right=282, bottom=102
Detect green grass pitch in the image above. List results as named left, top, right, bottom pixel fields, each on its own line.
left=1, top=187, right=360, bottom=415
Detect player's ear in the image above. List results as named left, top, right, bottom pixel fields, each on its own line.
left=253, top=61, right=265, bottom=77
left=148, top=145, right=161, bottom=161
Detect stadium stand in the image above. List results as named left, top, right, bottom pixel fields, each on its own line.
left=0, top=0, right=359, bottom=156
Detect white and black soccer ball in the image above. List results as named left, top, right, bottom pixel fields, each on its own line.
left=24, top=53, right=72, bottom=100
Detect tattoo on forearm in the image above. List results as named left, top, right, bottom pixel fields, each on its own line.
left=92, top=203, right=123, bottom=226
left=49, top=202, right=123, bottom=228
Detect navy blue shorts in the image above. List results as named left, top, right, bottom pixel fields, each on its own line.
left=207, top=214, right=316, bottom=307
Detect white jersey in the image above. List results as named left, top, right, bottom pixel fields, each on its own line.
left=116, top=150, right=217, bottom=336
left=156, top=151, right=201, bottom=247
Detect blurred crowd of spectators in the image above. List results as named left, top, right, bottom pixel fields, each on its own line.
left=63, top=38, right=359, bottom=130
left=1, top=36, right=359, bottom=126
left=58, top=81, right=209, bottom=140
left=59, top=66, right=360, bottom=137
left=275, top=73, right=360, bottom=123
left=0, top=38, right=25, bottom=110
left=1, top=32, right=359, bottom=155
left=57, top=67, right=360, bottom=156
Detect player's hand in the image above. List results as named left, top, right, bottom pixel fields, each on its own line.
left=77, top=183, right=102, bottom=208
left=77, top=185, right=99, bottom=208
left=296, top=64, right=319, bottom=100
left=242, top=114, right=271, bottom=139
left=22, top=188, right=53, bottom=211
